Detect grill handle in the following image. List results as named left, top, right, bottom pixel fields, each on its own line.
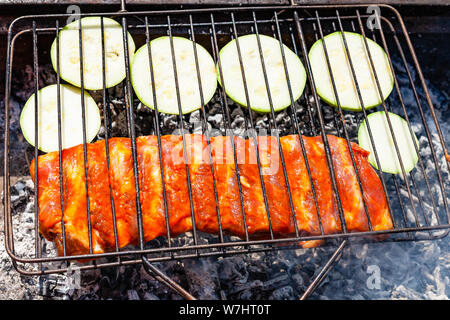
left=300, top=240, right=347, bottom=300
left=141, top=256, right=197, bottom=300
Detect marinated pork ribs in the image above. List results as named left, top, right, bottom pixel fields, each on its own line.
left=30, top=134, right=393, bottom=256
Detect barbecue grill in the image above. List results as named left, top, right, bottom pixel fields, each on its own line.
left=3, top=0, right=449, bottom=300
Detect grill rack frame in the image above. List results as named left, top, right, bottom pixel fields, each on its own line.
left=3, top=3, right=450, bottom=279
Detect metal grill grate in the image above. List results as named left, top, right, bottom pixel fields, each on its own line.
left=3, top=3, right=450, bottom=277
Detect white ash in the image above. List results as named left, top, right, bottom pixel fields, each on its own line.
left=0, top=178, right=42, bottom=299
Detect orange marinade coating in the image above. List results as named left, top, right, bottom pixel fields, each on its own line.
left=30, top=134, right=393, bottom=256
left=209, top=135, right=246, bottom=237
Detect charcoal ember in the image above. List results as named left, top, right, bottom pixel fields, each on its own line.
left=142, top=291, right=160, bottom=300
left=2, top=98, right=21, bottom=134
left=127, top=289, right=140, bottom=300
left=10, top=179, right=34, bottom=212
left=307, top=94, right=316, bottom=106
left=136, top=102, right=152, bottom=115
left=324, top=124, right=338, bottom=136
left=238, top=290, right=253, bottom=299
left=86, top=90, right=103, bottom=102
left=268, top=254, right=291, bottom=274
left=290, top=273, right=306, bottom=293
left=77, top=292, right=99, bottom=300
left=161, top=114, right=178, bottom=131
left=231, top=113, right=245, bottom=132
left=229, top=107, right=242, bottom=118
left=183, top=258, right=220, bottom=299
left=11, top=64, right=56, bottom=102
left=322, top=106, right=336, bottom=122
left=97, top=100, right=157, bottom=138
left=110, top=108, right=130, bottom=137
left=189, top=110, right=201, bottom=124
left=111, top=83, right=125, bottom=99
left=144, top=278, right=171, bottom=299
left=209, top=127, right=226, bottom=137
left=198, top=122, right=213, bottom=134
left=135, top=277, right=159, bottom=300
left=269, top=286, right=294, bottom=300
left=147, top=260, right=190, bottom=299
left=294, top=108, right=314, bottom=133
left=255, top=114, right=269, bottom=130
left=293, top=101, right=305, bottom=114
left=274, top=111, right=293, bottom=135
left=218, top=256, right=249, bottom=283
left=232, top=127, right=246, bottom=137
left=262, top=274, right=290, bottom=291
left=275, top=111, right=288, bottom=124
left=69, top=265, right=133, bottom=300
left=2, top=44, right=449, bottom=302
left=97, top=276, right=117, bottom=298
left=208, top=102, right=222, bottom=115
left=189, top=110, right=212, bottom=133
left=1, top=99, right=31, bottom=177
left=344, top=112, right=360, bottom=140
left=226, top=97, right=235, bottom=106
left=97, top=126, right=107, bottom=139
left=134, top=104, right=154, bottom=136
left=207, top=113, right=223, bottom=127
left=420, top=241, right=441, bottom=266
left=305, top=103, right=317, bottom=118
left=230, top=280, right=265, bottom=299
left=161, top=116, right=190, bottom=135
left=219, top=290, right=227, bottom=300
left=246, top=264, right=269, bottom=280
left=391, top=285, right=423, bottom=300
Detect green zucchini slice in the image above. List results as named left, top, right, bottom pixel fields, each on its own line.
left=131, top=36, right=217, bottom=115
left=50, top=17, right=135, bottom=90
left=309, top=31, right=394, bottom=111
left=218, top=34, right=307, bottom=113
left=20, top=84, right=101, bottom=153
left=358, top=111, right=419, bottom=174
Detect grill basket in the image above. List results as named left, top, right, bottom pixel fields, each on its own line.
left=3, top=3, right=449, bottom=285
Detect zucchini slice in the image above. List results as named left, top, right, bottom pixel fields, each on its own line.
left=358, top=111, right=419, bottom=174
left=309, top=31, right=394, bottom=111
left=130, top=36, right=217, bottom=115
left=218, top=34, right=307, bottom=113
left=20, top=84, right=101, bottom=153
left=50, top=17, right=135, bottom=90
